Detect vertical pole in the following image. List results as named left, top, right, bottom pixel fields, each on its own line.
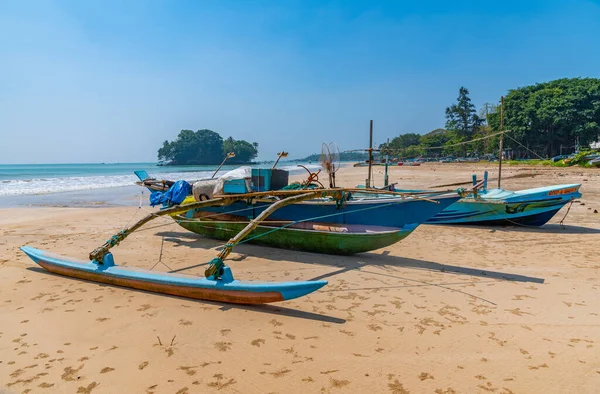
left=483, top=171, right=488, bottom=192
left=384, top=137, right=389, bottom=187
left=498, top=96, right=504, bottom=189
left=367, top=120, right=373, bottom=188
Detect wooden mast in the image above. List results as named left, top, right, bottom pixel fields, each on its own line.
left=384, top=137, right=389, bottom=187
left=498, top=96, right=504, bottom=188
left=367, top=120, right=373, bottom=188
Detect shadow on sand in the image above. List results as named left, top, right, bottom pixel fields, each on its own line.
left=433, top=223, right=600, bottom=234
left=486, top=223, right=600, bottom=234
left=155, top=230, right=545, bottom=285
left=25, top=266, right=345, bottom=324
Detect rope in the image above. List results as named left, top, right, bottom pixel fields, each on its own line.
left=349, top=130, right=511, bottom=154
left=421, top=130, right=510, bottom=150
left=504, top=134, right=548, bottom=160
left=559, top=199, right=575, bottom=229
left=149, top=237, right=173, bottom=271
left=205, top=257, right=224, bottom=278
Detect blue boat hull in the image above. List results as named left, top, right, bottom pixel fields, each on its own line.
left=194, top=193, right=461, bottom=229
left=20, top=246, right=326, bottom=304
left=426, top=184, right=581, bottom=226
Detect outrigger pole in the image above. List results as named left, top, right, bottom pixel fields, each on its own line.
left=272, top=151, right=289, bottom=169
left=206, top=191, right=318, bottom=277
left=212, top=152, right=236, bottom=178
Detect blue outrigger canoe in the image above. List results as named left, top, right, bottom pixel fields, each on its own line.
left=21, top=246, right=326, bottom=304
left=196, top=193, right=461, bottom=228
left=426, top=173, right=582, bottom=226
left=133, top=168, right=461, bottom=229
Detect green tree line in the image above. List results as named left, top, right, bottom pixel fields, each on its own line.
left=381, top=78, right=600, bottom=159
left=158, top=129, right=258, bottom=165
left=300, top=152, right=369, bottom=162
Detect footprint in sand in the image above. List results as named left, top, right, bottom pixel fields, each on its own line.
left=519, top=348, right=531, bottom=359
left=214, top=342, right=231, bottom=352
left=179, top=319, right=193, bottom=326
left=270, top=368, right=291, bottom=378
left=419, top=372, right=434, bottom=381
left=528, top=363, right=549, bottom=370
left=251, top=339, right=266, bottom=347
left=76, top=382, right=98, bottom=393
left=62, top=365, right=84, bottom=381
left=434, top=388, right=458, bottom=394
left=388, top=379, right=409, bottom=394
left=220, top=329, right=231, bottom=336
left=139, top=361, right=149, bottom=370
left=330, top=378, right=350, bottom=388
left=207, top=374, right=237, bottom=389
left=100, top=367, right=114, bottom=373
left=320, top=370, right=339, bottom=375
left=270, top=319, right=283, bottom=327
left=505, top=308, right=532, bottom=316
left=178, top=366, right=197, bottom=376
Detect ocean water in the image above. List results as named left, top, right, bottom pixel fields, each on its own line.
left=0, top=162, right=319, bottom=197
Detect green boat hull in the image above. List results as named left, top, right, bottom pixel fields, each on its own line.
left=174, top=216, right=416, bottom=255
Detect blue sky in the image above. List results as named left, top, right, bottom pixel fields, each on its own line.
left=1, top=0, right=599, bottom=164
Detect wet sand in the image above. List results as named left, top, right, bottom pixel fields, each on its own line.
left=1, top=163, right=599, bottom=393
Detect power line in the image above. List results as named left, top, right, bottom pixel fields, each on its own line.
left=344, top=129, right=511, bottom=154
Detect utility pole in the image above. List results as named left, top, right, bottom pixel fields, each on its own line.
left=384, top=137, right=389, bottom=187
left=498, top=96, right=504, bottom=188
left=366, top=120, right=374, bottom=188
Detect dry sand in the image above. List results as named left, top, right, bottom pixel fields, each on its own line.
left=1, top=163, right=599, bottom=393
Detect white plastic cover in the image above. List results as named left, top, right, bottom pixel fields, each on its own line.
left=192, top=178, right=219, bottom=201
left=212, top=166, right=252, bottom=195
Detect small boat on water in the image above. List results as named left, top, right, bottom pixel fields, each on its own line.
left=174, top=213, right=418, bottom=255
left=21, top=246, right=325, bottom=304
left=426, top=172, right=582, bottom=226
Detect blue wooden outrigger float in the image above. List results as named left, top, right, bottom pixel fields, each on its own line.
left=20, top=246, right=325, bottom=304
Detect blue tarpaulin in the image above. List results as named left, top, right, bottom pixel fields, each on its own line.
left=150, top=180, right=192, bottom=207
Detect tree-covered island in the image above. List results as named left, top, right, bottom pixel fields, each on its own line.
left=158, top=129, right=259, bottom=165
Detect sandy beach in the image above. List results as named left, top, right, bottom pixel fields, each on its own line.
left=1, top=163, right=599, bottom=393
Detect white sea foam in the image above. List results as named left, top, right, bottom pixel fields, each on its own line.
left=0, top=165, right=320, bottom=197
left=0, top=171, right=214, bottom=196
